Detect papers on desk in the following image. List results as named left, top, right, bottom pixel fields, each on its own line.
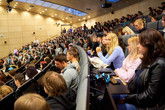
left=88, top=56, right=108, bottom=69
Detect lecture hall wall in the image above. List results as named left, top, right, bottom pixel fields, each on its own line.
left=0, top=6, right=63, bottom=58
left=73, top=0, right=164, bottom=28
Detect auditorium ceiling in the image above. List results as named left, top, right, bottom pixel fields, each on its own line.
left=0, top=0, right=143, bottom=24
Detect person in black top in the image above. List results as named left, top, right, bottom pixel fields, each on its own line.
left=43, top=71, right=76, bottom=110
left=117, top=29, right=165, bottom=110
left=134, top=18, right=146, bottom=34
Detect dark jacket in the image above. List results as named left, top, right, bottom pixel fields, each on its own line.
left=125, top=57, right=165, bottom=109
left=137, top=27, right=146, bottom=34
left=46, top=89, right=76, bottom=110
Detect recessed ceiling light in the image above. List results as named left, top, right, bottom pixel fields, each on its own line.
left=62, top=19, right=64, bottom=20
left=45, top=9, right=47, bottom=11
left=70, top=21, right=72, bottom=23
left=52, top=15, right=54, bottom=17
left=83, top=17, right=86, bottom=19
left=27, top=9, right=29, bottom=11
left=54, top=14, right=57, bottom=16
left=42, top=10, right=45, bottom=12
left=16, top=2, right=18, bottom=4
left=88, top=16, right=90, bottom=18
left=66, top=17, right=68, bottom=19
left=78, top=19, right=81, bottom=21
left=29, top=7, right=31, bottom=9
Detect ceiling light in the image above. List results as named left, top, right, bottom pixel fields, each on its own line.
left=78, top=19, right=81, bottom=21
left=16, top=2, right=18, bottom=4
left=70, top=21, right=72, bottom=23
left=45, top=9, right=47, bottom=11
left=83, top=17, right=86, bottom=19
left=52, top=15, right=54, bottom=17
left=54, top=14, right=57, bottom=16
left=62, top=19, right=64, bottom=20
left=27, top=9, right=29, bottom=11
left=88, top=16, right=90, bottom=18
left=29, top=7, right=31, bottom=9
left=66, top=17, right=68, bottom=19
left=40, top=12, right=42, bottom=14
left=42, top=10, right=44, bottom=12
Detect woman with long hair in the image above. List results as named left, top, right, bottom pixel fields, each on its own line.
left=115, top=36, right=141, bottom=83
left=96, top=33, right=125, bottom=69
left=134, top=18, right=146, bottom=33
left=117, top=29, right=165, bottom=110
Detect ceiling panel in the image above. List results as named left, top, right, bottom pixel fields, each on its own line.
left=1, top=0, right=143, bottom=24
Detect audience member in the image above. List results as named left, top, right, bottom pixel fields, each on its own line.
left=0, top=85, right=13, bottom=100
left=14, top=73, right=26, bottom=88
left=43, top=71, right=76, bottom=110
left=67, top=47, right=80, bottom=74
left=96, top=33, right=125, bottom=69
left=14, top=93, right=50, bottom=110
left=134, top=18, right=146, bottom=33
left=117, top=29, right=165, bottom=110
left=115, top=36, right=141, bottom=83
left=26, top=66, right=38, bottom=80
left=54, top=54, right=79, bottom=92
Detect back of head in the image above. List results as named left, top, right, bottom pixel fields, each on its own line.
left=42, top=71, right=67, bottom=97
left=54, top=54, right=67, bottom=63
left=67, top=46, right=79, bottom=61
left=9, top=69, right=17, bottom=77
left=117, top=26, right=124, bottom=36
left=127, top=35, right=140, bottom=61
left=14, top=73, right=25, bottom=85
left=0, top=85, right=13, bottom=99
left=14, top=93, right=50, bottom=110
left=26, top=66, right=38, bottom=79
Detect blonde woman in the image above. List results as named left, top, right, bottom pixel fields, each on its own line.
left=115, top=36, right=142, bottom=83
left=134, top=18, right=146, bottom=33
left=96, top=33, right=125, bottom=69
left=14, top=93, right=50, bottom=110
left=122, top=26, right=135, bottom=35
left=0, top=85, right=13, bottom=99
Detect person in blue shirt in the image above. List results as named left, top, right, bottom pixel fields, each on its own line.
left=96, top=32, right=125, bottom=69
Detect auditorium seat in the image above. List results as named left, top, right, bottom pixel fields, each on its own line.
left=74, top=45, right=89, bottom=110
left=76, top=78, right=89, bottom=110
left=146, top=21, right=158, bottom=30
left=122, top=34, right=138, bottom=57
left=0, top=91, right=15, bottom=110
left=15, top=79, right=35, bottom=99
left=129, top=26, right=137, bottom=33
left=158, top=20, right=164, bottom=31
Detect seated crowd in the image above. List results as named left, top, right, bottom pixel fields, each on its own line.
left=0, top=2, right=165, bottom=110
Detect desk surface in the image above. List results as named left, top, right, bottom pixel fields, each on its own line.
left=108, top=79, right=130, bottom=94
